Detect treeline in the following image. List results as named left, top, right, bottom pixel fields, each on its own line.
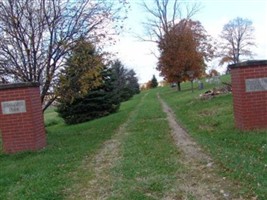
left=56, top=38, right=139, bottom=124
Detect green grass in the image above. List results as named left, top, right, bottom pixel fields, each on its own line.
left=0, top=94, right=141, bottom=200
left=0, top=131, right=2, bottom=154
left=159, top=75, right=267, bottom=199
left=0, top=90, right=184, bottom=200
left=44, top=107, right=64, bottom=127
left=1, top=74, right=266, bottom=199
left=109, top=89, right=182, bottom=199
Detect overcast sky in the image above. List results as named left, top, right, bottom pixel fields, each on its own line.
left=109, top=0, right=267, bottom=83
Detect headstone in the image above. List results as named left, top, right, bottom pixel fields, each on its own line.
left=198, top=82, right=204, bottom=90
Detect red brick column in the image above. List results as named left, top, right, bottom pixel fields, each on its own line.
left=0, top=83, right=46, bottom=153
left=229, top=60, right=267, bottom=130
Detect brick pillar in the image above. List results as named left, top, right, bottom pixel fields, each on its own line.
left=0, top=83, right=46, bottom=153
left=229, top=60, right=267, bottom=130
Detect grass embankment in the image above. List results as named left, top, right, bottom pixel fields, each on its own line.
left=0, top=94, right=141, bottom=199
left=159, top=75, right=267, bottom=199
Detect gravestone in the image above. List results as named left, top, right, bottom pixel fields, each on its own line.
left=229, top=60, right=267, bottom=130
left=212, top=76, right=221, bottom=85
left=0, top=82, right=46, bottom=153
left=198, top=81, right=204, bottom=90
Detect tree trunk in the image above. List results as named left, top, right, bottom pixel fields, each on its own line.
left=191, top=80, right=194, bottom=92
left=177, top=81, right=181, bottom=91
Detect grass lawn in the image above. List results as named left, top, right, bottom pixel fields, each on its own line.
left=159, top=75, right=267, bottom=199
left=0, top=74, right=266, bottom=199
left=108, top=89, right=182, bottom=199
left=0, top=94, right=141, bottom=199
left=0, top=91, right=184, bottom=200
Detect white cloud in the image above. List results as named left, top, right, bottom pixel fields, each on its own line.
left=109, top=36, right=161, bottom=83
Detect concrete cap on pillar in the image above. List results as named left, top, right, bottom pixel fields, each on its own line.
left=229, top=60, right=267, bottom=69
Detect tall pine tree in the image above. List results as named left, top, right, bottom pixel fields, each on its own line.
left=151, top=75, right=158, bottom=88
left=57, top=67, right=120, bottom=124
left=57, top=38, right=104, bottom=103
left=111, top=60, right=140, bottom=102
left=57, top=39, right=120, bottom=124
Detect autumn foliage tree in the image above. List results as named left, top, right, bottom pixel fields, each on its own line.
left=56, top=38, right=104, bottom=103
left=157, top=19, right=214, bottom=91
left=208, top=69, right=220, bottom=77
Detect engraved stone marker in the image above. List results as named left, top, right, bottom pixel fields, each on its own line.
left=245, top=77, right=267, bottom=92
left=1, top=100, right=26, bottom=114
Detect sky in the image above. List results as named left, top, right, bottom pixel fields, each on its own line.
left=109, top=0, right=267, bottom=83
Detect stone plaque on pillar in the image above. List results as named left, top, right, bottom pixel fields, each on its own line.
left=245, top=77, right=267, bottom=92
left=1, top=100, right=26, bottom=114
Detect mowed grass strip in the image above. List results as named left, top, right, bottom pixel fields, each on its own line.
left=159, top=76, right=267, bottom=200
left=0, top=94, right=142, bottom=200
left=109, top=89, right=182, bottom=200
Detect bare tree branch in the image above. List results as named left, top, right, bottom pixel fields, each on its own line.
left=218, top=17, right=256, bottom=65
left=0, top=0, right=128, bottom=111
left=141, top=0, right=201, bottom=44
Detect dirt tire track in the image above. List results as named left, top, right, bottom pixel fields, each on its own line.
left=158, top=93, right=244, bottom=200
left=66, top=94, right=147, bottom=200
left=67, top=92, right=245, bottom=200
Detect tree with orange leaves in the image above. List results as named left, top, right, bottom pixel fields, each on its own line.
left=157, top=19, right=214, bottom=91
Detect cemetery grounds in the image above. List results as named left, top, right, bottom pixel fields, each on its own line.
left=0, top=75, right=266, bottom=199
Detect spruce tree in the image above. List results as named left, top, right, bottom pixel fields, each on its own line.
left=56, top=39, right=120, bottom=124
left=111, top=60, right=140, bottom=102
left=57, top=67, right=120, bottom=124
left=151, top=75, right=158, bottom=88
left=57, top=38, right=104, bottom=103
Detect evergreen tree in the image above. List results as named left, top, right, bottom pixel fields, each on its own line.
left=57, top=67, right=120, bottom=124
left=57, top=38, right=104, bottom=103
left=125, top=69, right=140, bottom=96
left=56, top=39, right=120, bottom=124
left=151, top=75, right=158, bottom=88
left=111, top=60, right=140, bottom=102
